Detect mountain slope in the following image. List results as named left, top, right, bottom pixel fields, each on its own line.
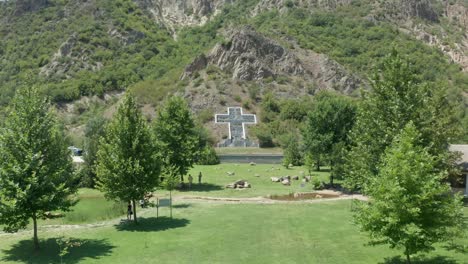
left=0, top=0, right=467, bottom=142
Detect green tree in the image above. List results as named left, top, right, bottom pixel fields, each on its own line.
left=153, top=96, right=198, bottom=183
left=354, top=123, right=463, bottom=264
left=344, top=50, right=460, bottom=191
left=161, top=165, right=180, bottom=218
left=96, top=93, right=160, bottom=224
left=82, top=116, right=107, bottom=188
left=302, top=91, right=356, bottom=172
left=282, top=134, right=303, bottom=168
left=0, top=88, right=77, bottom=250
left=260, top=92, right=280, bottom=123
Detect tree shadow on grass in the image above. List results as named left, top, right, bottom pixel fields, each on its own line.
left=380, top=255, right=458, bottom=264
left=443, top=242, right=468, bottom=254
left=115, top=217, right=189, bottom=232
left=172, top=203, right=191, bottom=209
left=179, top=183, right=224, bottom=193
left=2, top=238, right=114, bottom=264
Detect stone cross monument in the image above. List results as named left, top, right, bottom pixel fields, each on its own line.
left=215, top=107, right=258, bottom=147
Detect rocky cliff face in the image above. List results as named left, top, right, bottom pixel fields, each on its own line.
left=403, top=1, right=468, bottom=72
left=252, top=0, right=352, bottom=15
left=134, top=0, right=235, bottom=32
left=183, top=27, right=362, bottom=94
left=380, top=0, right=439, bottom=22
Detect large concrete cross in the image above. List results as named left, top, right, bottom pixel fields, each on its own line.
left=215, top=107, right=257, bottom=140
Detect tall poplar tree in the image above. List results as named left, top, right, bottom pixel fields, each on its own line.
left=0, top=88, right=77, bottom=250
left=96, top=93, right=160, bottom=224
left=153, top=96, right=198, bottom=182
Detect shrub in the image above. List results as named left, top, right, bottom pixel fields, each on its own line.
left=196, top=145, right=220, bottom=165
left=311, top=178, right=325, bottom=190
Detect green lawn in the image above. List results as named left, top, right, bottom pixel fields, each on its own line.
left=215, top=147, right=283, bottom=155
left=25, top=164, right=331, bottom=227
left=161, top=164, right=334, bottom=198
left=1, top=165, right=465, bottom=263
left=0, top=201, right=466, bottom=264
left=37, top=189, right=125, bottom=226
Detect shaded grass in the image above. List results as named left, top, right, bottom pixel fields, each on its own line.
left=115, top=217, right=190, bottom=232
left=1, top=238, right=114, bottom=264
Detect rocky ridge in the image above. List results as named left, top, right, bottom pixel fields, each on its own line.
left=183, top=27, right=362, bottom=94
left=135, top=0, right=235, bottom=33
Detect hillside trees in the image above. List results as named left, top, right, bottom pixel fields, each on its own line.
left=153, top=96, right=198, bottom=183
left=344, top=50, right=460, bottom=191
left=302, top=91, right=356, bottom=181
left=82, top=116, right=107, bottom=188
left=0, top=88, right=77, bottom=250
left=354, top=123, right=463, bottom=264
left=96, top=93, right=160, bottom=224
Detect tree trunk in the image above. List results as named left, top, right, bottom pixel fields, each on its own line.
left=169, top=190, right=173, bottom=218
left=406, top=253, right=411, bottom=264
left=132, top=199, right=137, bottom=224
left=315, top=158, right=320, bottom=171
left=32, top=214, right=40, bottom=250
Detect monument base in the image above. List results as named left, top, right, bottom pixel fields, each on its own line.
left=217, top=138, right=259, bottom=148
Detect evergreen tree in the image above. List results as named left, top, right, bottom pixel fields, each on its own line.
left=96, top=93, right=160, bottom=224
left=345, top=50, right=460, bottom=191
left=153, top=96, right=198, bottom=183
left=0, top=88, right=77, bottom=250
left=354, top=123, right=463, bottom=264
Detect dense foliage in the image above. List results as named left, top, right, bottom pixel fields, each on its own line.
left=344, top=50, right=460, bottom=191
left=0, top=87, right=77, bottom=250
left=153, top=97, right=199, bottom=182
left=354, top=123, right=463, bottom=264
left=302, top=91, right=356, bottom=174
left=96, top=93, right=160, bottom=223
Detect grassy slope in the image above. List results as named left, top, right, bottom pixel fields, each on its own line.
left=0, top=201, right=466, bottom=263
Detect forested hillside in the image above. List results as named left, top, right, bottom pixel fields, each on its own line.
left=0, top=0, right=467, bottom=142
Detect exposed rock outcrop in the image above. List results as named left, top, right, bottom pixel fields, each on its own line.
left=381, top=0, right=439, bottom=22
left=40, top=34, right=103, bottom=78
left=134, top=0, right=235, bottom=32
left=253, top=0, right=352, bottom=15
left=183, top=27, right=362, bottom=94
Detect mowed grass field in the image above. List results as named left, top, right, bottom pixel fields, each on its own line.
left=0, top=164, right=466, bottom=263
left=168, top=164, right=334, bottom=198
left=0, top=201, right=466, bottom=264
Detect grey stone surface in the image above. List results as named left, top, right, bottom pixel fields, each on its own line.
left=215, top=107, right=258, bottom=147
